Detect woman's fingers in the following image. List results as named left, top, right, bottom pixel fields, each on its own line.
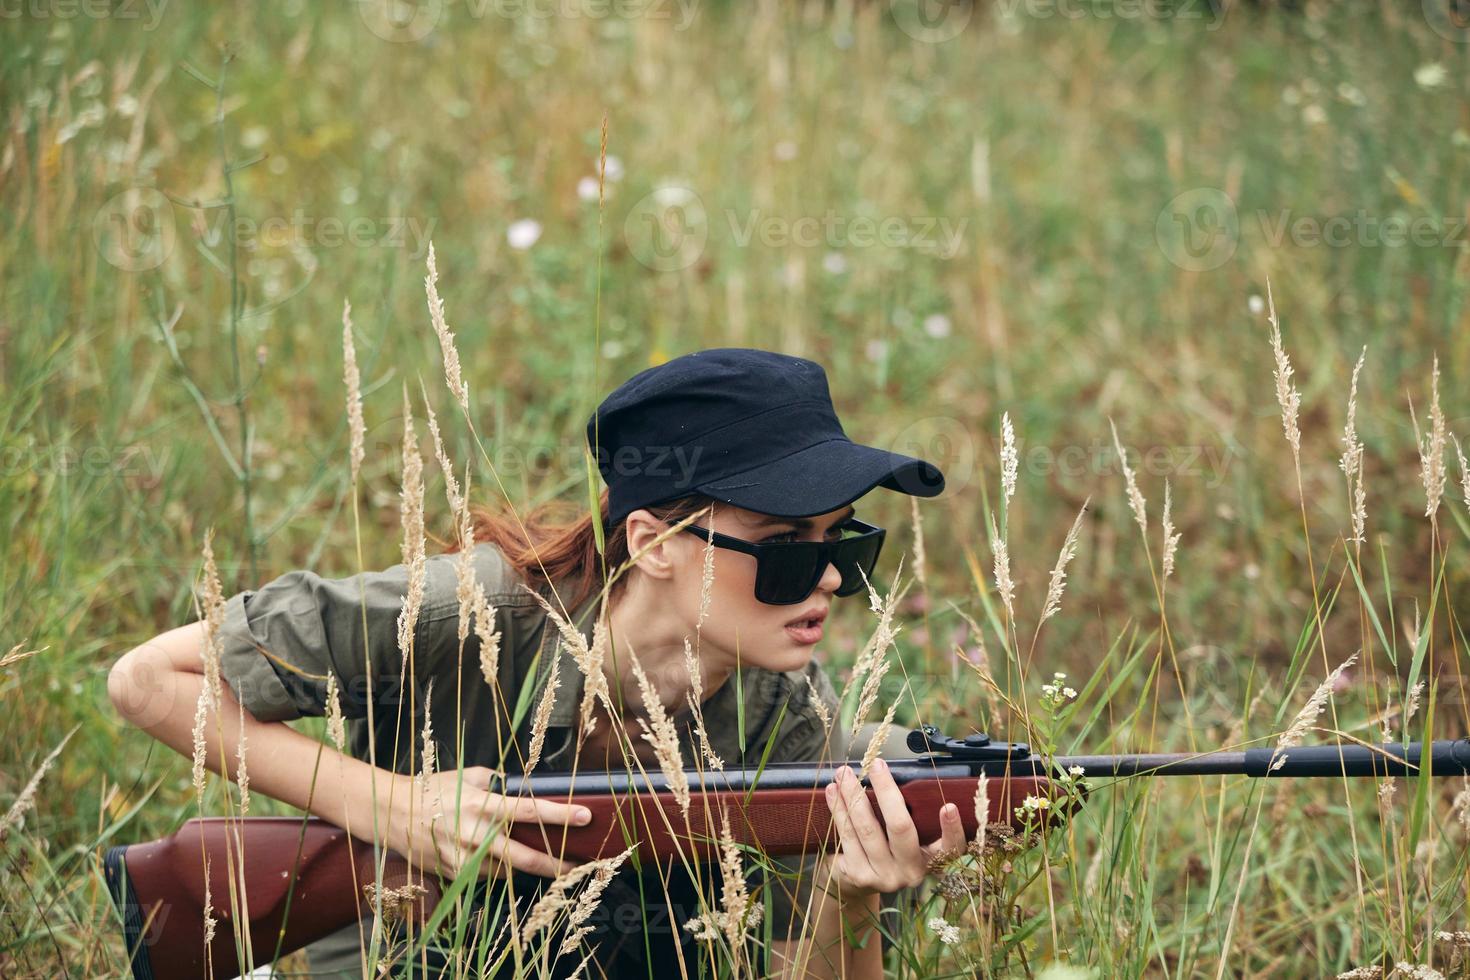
left=921, top=801, right=969, bottom=863
left=835, top=765, right=891, bottom=865
left=867, top=759, right=922, bottom=867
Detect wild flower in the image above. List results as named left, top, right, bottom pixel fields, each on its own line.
left=927, top=916, right=962, bottom=945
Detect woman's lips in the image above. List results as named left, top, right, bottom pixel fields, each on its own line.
left=784, top=619, right=824, bottom=644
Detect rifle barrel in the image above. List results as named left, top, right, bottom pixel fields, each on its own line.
left=1054, top=739, right=1470, bottom=779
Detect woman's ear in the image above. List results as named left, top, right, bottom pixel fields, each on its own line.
left=622, top=509, right=680, bottom=583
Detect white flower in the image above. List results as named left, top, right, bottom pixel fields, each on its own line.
left=576, top=176, right=600, bottom=202
left=923, top=313, right=952, bottom=338
left=1067, top=765, right=1085, bottom=778
left=822, top=252, right=849, bottom=275
left=1063, top=687, right=1077, bottom=699
left=1302, top=104, right=1327, bottom=126
left=507, top=219, right=542, bottom=250
left=1247, top=294, right=1265, bottom=316
left=927, top=916, right=961, bottom=945
left=602, top=155, right=625, bottom=182
left=1415, top=63, right=1448, bottom=90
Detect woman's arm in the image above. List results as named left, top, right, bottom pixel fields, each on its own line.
left=107, top=619, right=590, bottom=879
left=769, top=885, right=883, bottom=979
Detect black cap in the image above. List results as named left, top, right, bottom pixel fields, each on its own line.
left=586, top=347, right=946, bottom=526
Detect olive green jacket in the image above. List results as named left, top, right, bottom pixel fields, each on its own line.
left=215, top=541, right=847, bottom=975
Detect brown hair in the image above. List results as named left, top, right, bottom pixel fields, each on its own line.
left=455, top=488, right=724, bottom=614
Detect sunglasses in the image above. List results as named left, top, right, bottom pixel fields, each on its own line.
left=673, top=516, right=887, bottom=606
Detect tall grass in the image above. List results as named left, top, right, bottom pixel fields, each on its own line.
left=3, top=1, right=1470, bottom=977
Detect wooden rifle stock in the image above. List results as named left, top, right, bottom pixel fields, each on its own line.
left=105, top=745, right=1055, bottom=979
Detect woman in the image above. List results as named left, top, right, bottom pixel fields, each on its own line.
left=108, top=347, right=972, bottom=978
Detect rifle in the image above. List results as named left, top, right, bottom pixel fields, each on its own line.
left=105, top=726, right=1470, bottom=980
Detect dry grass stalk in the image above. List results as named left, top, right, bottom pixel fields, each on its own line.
left=342, top=298, right=365, bottom=485
left=1109, top=418, right=1148, bottom=534
left=526, top=656, right=560, bottom=774
left=0, top=725, right=76, bottom=843
left=396, top=388, right=428, bottom=663
left=556, top=844, right=635, bottom=956
left=424, top=241, right=469, bottom=414
left=1418, top=354, right=1447, bottom=520
left=696, top=504, right=716, bottom=633
left=191, top=529, right=228, bottom=807
left=683, top=636, right=723, bottom=771
left=418, top=678, right=442, bottom=821
left=325, top=671, right=347, bottom=753
left=521, top=846, right=633, bottom=946
left=973, top=772, right=990, bottom=852
left=1403, top=680, right=1425, bottom=732
left=1264, top=279, right=1302, bottom=461
left=364, top=880, right=429, bottom=927
left=1160, top=482, right=1181, bottom=582
left=202, top=853, right=216, bottom=946
left=1000, top=412, right=1018, bottom=507
left=806, top=673, right=833, bottom=738
left=909, top=494, right=928, bottom=594
left=0, top=641, right=41, bottom=670
left=1271, top=650, right=1360, bottom=771
left=1042, top=498, right=1088, bottom=622
left=628, top=646, right=690, bottom=816
left=988, top=514, right=1015, bottom=620
left=847, top=557, right=905, bottom=684
left=859, top=692, right=902, bottom=780
left=685, top=804, right=763, bottom=952
left=1341, top=347, right=1368, bottom=546
left=474, top=583, right=503, bottom=694
left=526, top=588, right=613, bottom=737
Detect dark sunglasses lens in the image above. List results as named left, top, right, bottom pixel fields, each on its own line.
left=833, top=533, right=883, bottom=596
left=755, top=543, right=823, bottom=605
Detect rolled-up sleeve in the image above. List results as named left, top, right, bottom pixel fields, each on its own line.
left=216, top=549, right=483, bottom=724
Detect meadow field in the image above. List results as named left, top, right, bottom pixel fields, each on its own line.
left=3, top=0, right=1470, bottom=976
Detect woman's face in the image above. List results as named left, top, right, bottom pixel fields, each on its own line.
left=639, top=501, right=855, bottom=674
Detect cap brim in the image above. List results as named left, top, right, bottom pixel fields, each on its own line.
left=695, top=438, right=945, bottom=519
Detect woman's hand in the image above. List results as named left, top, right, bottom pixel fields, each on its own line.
left=822, top=758, right=968, bottom=898
left=382, top=767, right=592, bottom=880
